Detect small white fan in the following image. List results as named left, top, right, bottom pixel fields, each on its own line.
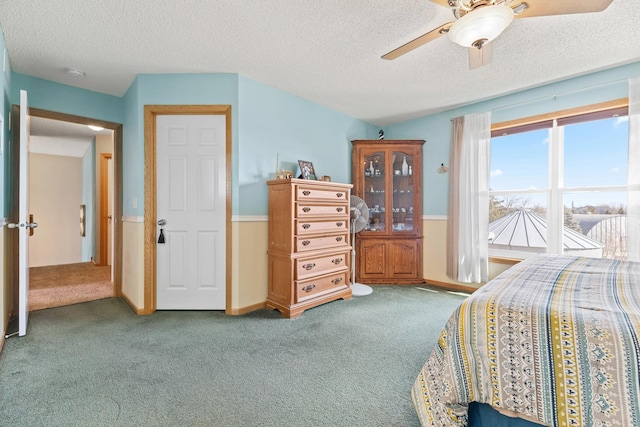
left=350, top=195, right=373, bottom=296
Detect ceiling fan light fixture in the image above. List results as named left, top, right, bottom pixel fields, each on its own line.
left=448, top=5, right=514, bottom=47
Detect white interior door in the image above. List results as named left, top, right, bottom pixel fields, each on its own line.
left=18, top=90, right=32, bottom=336
left=156, top=114, right=226, bottom=310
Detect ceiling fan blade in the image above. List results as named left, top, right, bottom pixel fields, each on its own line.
left=513, top=0, right=613, bottom=19
left=468, top=42, right=493, bottom=70
left=382, top=22, right=453, bottom=60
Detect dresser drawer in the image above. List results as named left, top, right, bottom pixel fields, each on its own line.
left=296, top=219, right=348, bottom=235
left=297, top=203, right=348, bottom=218
left=295, top=251, right=349, bottom=280
left=296, top=233, right=349, bottom=252
left=297, top=186, right=348, bottom=202
left=295, top=270, right=349, bottom=303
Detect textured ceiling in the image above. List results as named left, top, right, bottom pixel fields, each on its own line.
left=1, top=0, right=639, bottom=126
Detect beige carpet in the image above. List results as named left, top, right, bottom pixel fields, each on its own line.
left=29, top=262, right=113, bottom=311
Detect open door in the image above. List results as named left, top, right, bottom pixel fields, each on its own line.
left=99, top=153, right=113, bottom=266
left=15, top=90, right=35, bottom=336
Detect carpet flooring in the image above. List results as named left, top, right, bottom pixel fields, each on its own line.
left=29, top=262, right=113, bottom=311
left=0, top=285, right=469, bottom=427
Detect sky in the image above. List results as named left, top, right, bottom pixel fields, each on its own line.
left=490, top=115, right=630, bottom=209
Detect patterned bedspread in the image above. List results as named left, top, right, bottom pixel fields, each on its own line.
left=412, top=255, right=640, bottom=427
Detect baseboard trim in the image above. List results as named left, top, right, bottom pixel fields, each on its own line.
left=0, top=332, right=5, bottom=355
left=424, top=278, right=479, bottom=294
left=228, top=301, right=266, bottom=315
left=121, top=294, right=267, bottom=316
left=121, top=293, right=145, bottom=315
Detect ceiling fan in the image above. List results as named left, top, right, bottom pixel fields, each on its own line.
left=382, top=0, right=613, bottom=69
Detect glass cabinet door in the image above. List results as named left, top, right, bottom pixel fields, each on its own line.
left=362, top=151, right=385, bottom=231
left=391, top=150, right=414, bottom=231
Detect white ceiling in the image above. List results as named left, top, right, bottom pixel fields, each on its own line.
left=30, top=135, right=91, bottom=158
left=30, top=117, right=112, bottom=139
left=29, top=117, right=112, bottom=157
left=1, top=0, right=639, bottom=126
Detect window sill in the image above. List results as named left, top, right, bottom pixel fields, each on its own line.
left=489, top=256, right=522, bottom=266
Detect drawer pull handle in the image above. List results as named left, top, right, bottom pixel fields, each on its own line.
left=302, top=223, right=311, bottom=229
left=302, top=190, right=311, bottom=196
left=302, top=284, right=316, bottom=292
left=302, top=207, right=311, bottom=213
left=302, top=263, right=316, bottom=271
left=331, top=258, right=343, bottom=265
left=336, top=207, right=344, bottom=213
left=336, top=222, right=343, bottom=227
left=336, top=237, right=343, bottom=242
left=336, top=193, right=343, bottom=198
left=332, top=277, right=343, bottom=285
left=301, top=240, right=311, bottom=246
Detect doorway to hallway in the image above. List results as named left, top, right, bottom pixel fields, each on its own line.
left=9, top=106, right=123, bottom=316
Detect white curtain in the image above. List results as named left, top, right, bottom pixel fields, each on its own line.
left=446, top=112, right=491, bottom=283
left=628, top=77, right=640, bottom=262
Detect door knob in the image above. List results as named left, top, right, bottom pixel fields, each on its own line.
left=28, top=214, right=37, bottom=236
left=158, top=219, right=166, bottom=226
left=6, top=221, right=38, bottom=229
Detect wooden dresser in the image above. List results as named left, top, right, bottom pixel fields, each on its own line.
left=266, top=178, right=353, bottom=318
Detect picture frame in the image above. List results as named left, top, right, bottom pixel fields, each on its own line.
left=298, top=160, right=317, bottom=180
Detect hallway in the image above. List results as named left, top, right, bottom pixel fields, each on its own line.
left=29, top=262, right=112, bottom=311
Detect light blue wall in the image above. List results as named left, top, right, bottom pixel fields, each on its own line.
left=122, top=76, right=141, bottom=218
left=10, top=74, right=123, bottom=124
left=122, top=73, right=239, bottom=217
left=4, top=68, right=375, bottom=219
left=122, top=73, right=375, bottom=217
left=386, top=62, right=640, bottom=216
left=1, top=30, right=11, bottom=218
left=81, top=140, right=96, bottom=262
left=237, top=75, right=376, bottom=215
left=7, top=73, right=124, bottom=218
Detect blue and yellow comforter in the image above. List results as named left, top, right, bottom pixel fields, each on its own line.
left=412, top=255, right=640, bottom=427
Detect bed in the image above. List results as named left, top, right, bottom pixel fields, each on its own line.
left=412, top=254, right=640, bottom=427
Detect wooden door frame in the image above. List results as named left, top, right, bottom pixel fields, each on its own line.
left=143, top=105, right=232, bottom=315
left=99, top=153, right=113, bottom=266
left=9, top=107, right=124, bottom=308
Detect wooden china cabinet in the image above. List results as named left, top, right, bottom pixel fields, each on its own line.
left=351, top=140, right=424, bottom=284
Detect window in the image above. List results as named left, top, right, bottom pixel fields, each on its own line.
left=489, top=101, right=630, bottom=260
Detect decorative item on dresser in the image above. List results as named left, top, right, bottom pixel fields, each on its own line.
left=351, top=139, right=425, bottom=284
left=266, top=178, right=353, bottom=318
